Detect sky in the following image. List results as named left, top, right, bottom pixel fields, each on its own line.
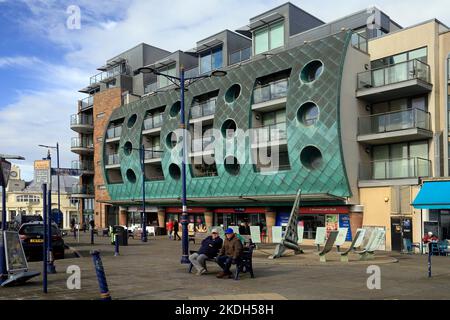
left=0, top=0, right=449, bottom=181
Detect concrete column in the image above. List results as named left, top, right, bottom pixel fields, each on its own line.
left=265, top=208, right=276, bottom=243
left=119, top=208, right=128, bottom=226
left=157, top=208, right=166, bottom=228
left=204, top=210, right=214, bottom=228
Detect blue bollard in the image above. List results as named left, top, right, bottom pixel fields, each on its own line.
left=91, top=250, right=112, bottom=301
left=114, top=234, right=119, bottom=257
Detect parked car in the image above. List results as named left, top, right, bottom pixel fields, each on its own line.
left=18, top=222, right=65, bottom=261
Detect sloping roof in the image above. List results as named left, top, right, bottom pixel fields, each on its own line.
left=24, top=176, right=78, bottom=193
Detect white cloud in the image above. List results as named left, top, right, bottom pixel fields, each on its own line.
left=0, top=56, right=42, bottom=68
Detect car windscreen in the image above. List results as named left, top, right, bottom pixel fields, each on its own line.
left=20, top=225, right=59, bottom=235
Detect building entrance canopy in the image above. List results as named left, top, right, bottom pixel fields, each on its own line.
left=412, top=181, right=450, bottom=210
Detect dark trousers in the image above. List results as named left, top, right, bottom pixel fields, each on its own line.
left=173, top=231, right=181, bottom=240
left=217, top=256, right=234, bottom=274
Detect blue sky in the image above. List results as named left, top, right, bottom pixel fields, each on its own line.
left=0, top=0, right=449, bottom=180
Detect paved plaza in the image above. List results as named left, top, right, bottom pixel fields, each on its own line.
left=1, top=233, right=449, bottom=300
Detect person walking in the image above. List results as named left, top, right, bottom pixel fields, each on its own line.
left=189, top=229, right=223, bottom=275
left=167, top=219, right=174, bottom=240
left=173, top=219, right=181, bottom=241
left=216, top=228, right=243, bottom=279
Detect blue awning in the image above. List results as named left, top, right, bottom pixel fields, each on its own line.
left=412, top=181, right=450, bottom=210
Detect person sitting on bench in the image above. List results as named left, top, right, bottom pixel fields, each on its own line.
left=216, top=228, right=243, bottom=279
left=189, top=229, right=223, bottom=276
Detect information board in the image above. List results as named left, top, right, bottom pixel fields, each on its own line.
left=34, top=160, right=51, bottom=185
left=272, top=226, right=283, bottom=244
left=314, top=227, right=327, bottom=245
left=339, top=214, right=353, bottom=241
left=250, top=226, right=261, bottom=244
left=3, top=231, right=28, bottom=273
left=0, top=159, right=11, bottom=187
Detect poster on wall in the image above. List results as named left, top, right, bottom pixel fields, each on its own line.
left=325, top=214, right=339, bottom=238
left=339, top=214, right=353, bottom=242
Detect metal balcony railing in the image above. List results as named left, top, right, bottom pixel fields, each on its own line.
left=71, top=137, right=94, bottom=149
left=71, top=184, right=94, bottom=195
left=80, top=96, right=94, bottom=111
left=106, top=125, right=122, bottom=139
left=143, top=114, right=163, bottom=130
left=351, top=32, right=368, bottom=53
left=71, top=114, right=93, bottom=126
left=191, top=99, right=216, bottom=119
left=360, top=157, right=431, bottom=180
left=90, top=64, right=126, bottom=85
left=358, top=109, right=431, bottom=135
left=253, top=79, right=289, bottom=104
left=144, top=148, right=163, bottom=160
left=106, top=154, right=120, bottom=166
left=229, top=47, right=252, bottom=65
left=357, top=59, right=431, bottom=90
left=72, top=160, right=94, bottom=171
left=252, top=123, right=287, bottom=144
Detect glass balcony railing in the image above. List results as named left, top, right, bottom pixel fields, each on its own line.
left=357, top=59, right=431, bottom=90
left=360, top=157, right=431, bottom=180
left=71, top=137, right=94, bottom=149
left=252, top=123, right=287, bottom=144
left=71, top=114, right=93, bottom=126
left=351, top=32, right=368, bottom=53
left=72, top=160, right=94, bottom=171
left=106, top=154, right=120, bottom=166
left=106, top=125, right=122, bottom=139
left=229, top=47, right=252, bottom=65
left=358, top=109, right=431, bottom=135
left=80, top=96, right=94, bottom=111
left=90, top=64, right=125, bottom=85
left=191, top=99, right=216, bottom=119
left=144, top=82, right=158, bottom=94
left=185, top=67, right=199, bottom=78
left=72, top=184, right=94, bottom=195
left=191, top=136, right=215, bottom=153
left=143, top=114, right=164, bottom=130
left=253, top=79, right=289, bottom=104
left=144, top=148, right=163, bottom=160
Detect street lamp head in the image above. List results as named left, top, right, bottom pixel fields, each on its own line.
left=211, top=70, right=227, bottom=77
left=137, top=67, right=156, bottom=74
left=0, top=154, right=25, bottom=160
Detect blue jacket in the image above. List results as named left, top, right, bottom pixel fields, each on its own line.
left=198, top=236, right=223, bottom=258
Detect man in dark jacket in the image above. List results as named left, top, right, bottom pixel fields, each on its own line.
left=173, top=220, right=181, bottom=240
left=216, top=228, right=244, bottom=278
left=189, top=229, right=223, bottom=275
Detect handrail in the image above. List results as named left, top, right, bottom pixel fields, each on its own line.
left=253, top=79, right=289, bottom=104
left=80, top=96, right=94, bottom=110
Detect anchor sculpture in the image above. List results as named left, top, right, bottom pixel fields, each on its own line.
left=270, top=189, right=303, bottom=259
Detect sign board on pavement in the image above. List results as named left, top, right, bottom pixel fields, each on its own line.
left=0, top=159, right=11, bottom=187
left=3, top=231, right=28, bottom=273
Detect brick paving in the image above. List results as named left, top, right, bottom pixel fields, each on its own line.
left=0, top=233, right=449, bottom=300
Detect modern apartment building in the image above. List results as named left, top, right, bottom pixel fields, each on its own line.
left=70, top=2, right=450, bottom=250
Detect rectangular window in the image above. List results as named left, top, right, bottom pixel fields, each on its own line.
left=254, top=28, right=269, bottom=55
left=254, top=21, right=285, bottom=55
left=269, top=21, right=284, bottom=50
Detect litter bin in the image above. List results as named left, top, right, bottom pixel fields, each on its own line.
left=111, top=226, right=128, bottom=246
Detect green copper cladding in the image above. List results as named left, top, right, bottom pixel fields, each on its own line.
left=104, top=31, right=353, bottom=202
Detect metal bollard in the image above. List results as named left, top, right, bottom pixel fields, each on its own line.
left=91, top=250, right=112, bottom=301
left=114, top=234, right=119, bottom=257
left=428, top=242, right=432, bottom=278
left=91, top=228, right=95, bottom=245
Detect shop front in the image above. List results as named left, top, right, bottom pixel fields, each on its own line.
left=299, top=206, right=352, bottom=241
left=126, top=206, right=159, bottom=229
left=213, top=208, right=267, bottom=235
left=165, top=207, right=207, bottom=232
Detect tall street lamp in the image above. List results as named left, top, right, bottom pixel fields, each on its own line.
left=38, top=143, right=61, bottom=226
left=137, top=66, right=227, bottom=263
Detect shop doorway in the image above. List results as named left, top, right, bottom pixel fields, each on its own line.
left=391, top=217, right=413, bottom=251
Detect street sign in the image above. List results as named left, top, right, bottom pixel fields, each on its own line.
left=51, top=168, right=83, bottom=177
left=34, top=160, right=51, bottom=185
left=0, top=159, right=11, bottom=187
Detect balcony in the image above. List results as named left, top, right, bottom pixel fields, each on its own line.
left=71, top=137, right=94, bottom=155
left=90, top=64, right=125, bottom=86
left=143, top=114, right=163, bottom=134
left=190, top=99, right=216, bottom=121
left=251, top=123, right=287, bottom=148
left=190, top=136, right=215, bottom=155
left=144, top=148, right=163, bottom=163
left=79, top=96, right=94, bottom=111
left=71, top=114, right=93, bottom=133
left=359, top=157, right=431, bottom=185
left=106, top=125, right=122, bottom=142
left=252, top=79, right=288, bottom=111
left=351, top=32, right=368, bottom=53
left=358, top=109, right=433, bottom=145
left=72, top=160, right=94, bottom=175
left=105, top=154, right=120, bottom=168
left=229, top=47, right=252, bottom=66
left=185, top=67, right=199, bottom=78
left=70, top=184, right=95, bottom=198
left=144, top=82, right=158, bottom=94
left=357, top=59, right=432, bottom=103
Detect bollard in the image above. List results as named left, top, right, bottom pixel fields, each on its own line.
left=428, top=242, right=432, bottom=278
left=91, top=250, right=112, bottom=301
left=91, top=228, right=95, bottom=245
left=114, top=234, right=119, bottom=257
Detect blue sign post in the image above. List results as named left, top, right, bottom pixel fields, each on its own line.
left=339, top=214, right=352, bottom=242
